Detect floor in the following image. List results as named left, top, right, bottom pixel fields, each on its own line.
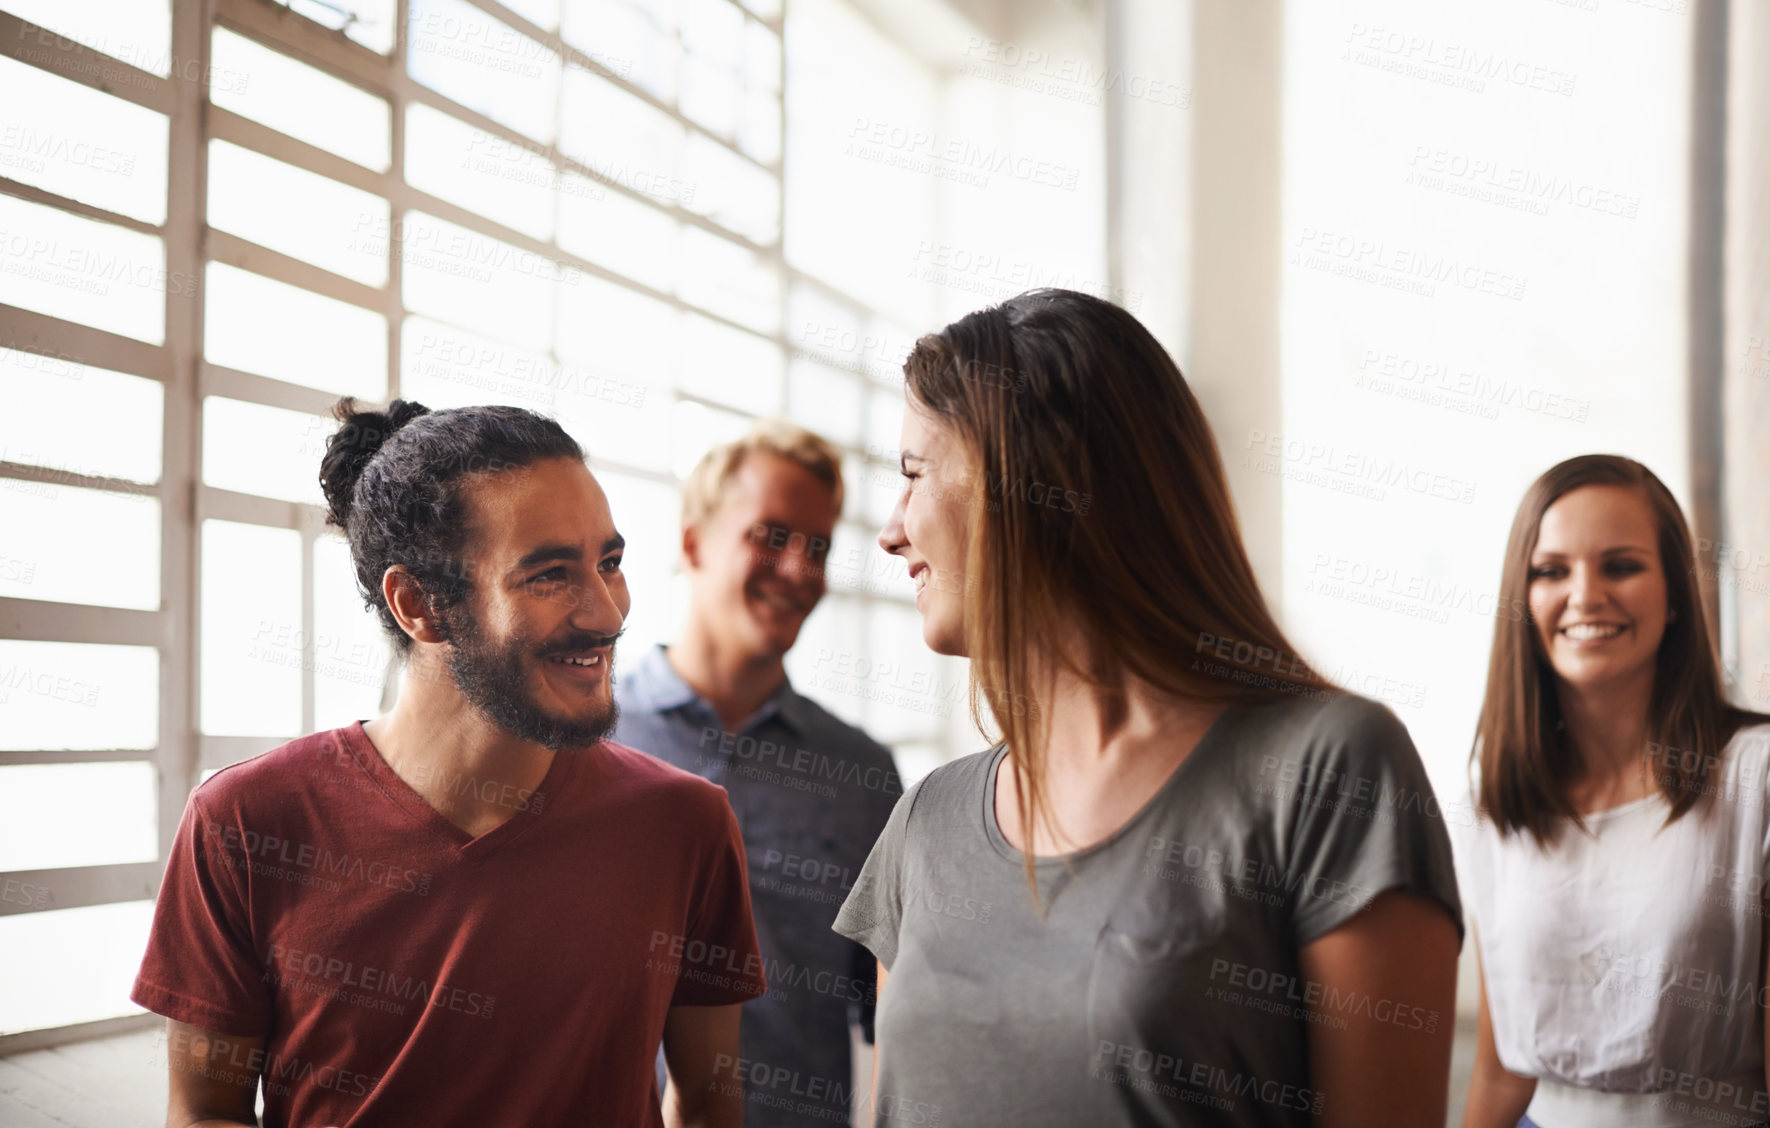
left=0, top=1028, right=168, bottom=1127
left=0, top=1019, right=1476, bottom=1126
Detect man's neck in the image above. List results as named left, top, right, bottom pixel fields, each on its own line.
left=666, top=623, right=787, bottom=734
left=362, top=654, right=556, bottom=837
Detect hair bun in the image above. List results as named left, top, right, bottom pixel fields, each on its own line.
left=319, top=396, right=430, bottom=529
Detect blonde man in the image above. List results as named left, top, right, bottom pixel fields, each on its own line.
left=616, top=419, right=902, bottom=1127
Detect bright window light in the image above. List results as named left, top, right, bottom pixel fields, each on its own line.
left=1281, top=0, right=1691, bottom=799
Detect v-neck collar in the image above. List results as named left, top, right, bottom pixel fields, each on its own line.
left=981, top=700, right=1243, bottom=866
left=339, top=721, right=578, bottom=862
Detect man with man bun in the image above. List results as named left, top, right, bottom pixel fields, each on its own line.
left=132, top=398, right=764, bottom=1127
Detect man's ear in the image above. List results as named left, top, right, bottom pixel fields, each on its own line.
left=680, top=521, right=701, bottom=572
left=382, top=566, right=450, bottom=645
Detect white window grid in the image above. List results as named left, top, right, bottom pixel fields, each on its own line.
left=0, top=0, right=933, bottom=1051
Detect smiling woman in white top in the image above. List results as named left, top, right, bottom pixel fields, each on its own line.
left=1454, top=454, right=1770, bottom=1128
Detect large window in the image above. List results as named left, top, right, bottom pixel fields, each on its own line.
left=0, top=0, right=1105, bottom=1047
left=1279, top=2, right=1694, bottom=804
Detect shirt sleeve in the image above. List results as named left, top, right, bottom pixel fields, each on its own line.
left=831, top=775, right=926, bottom=972
left=130, top=790, right=273, bottom=1035
left=847, top=750, right=902, bottom=1041
left=1279, top=694, right=1466, bottom=949
left=1758, top=728, right=1770, bottom=875
left=671, top=792, right=769, bottom=1006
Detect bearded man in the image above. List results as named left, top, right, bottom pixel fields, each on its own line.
left=133, top=399, right=764, bottom=1128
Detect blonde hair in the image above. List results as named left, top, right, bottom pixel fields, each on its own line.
left=681, top=417, right=845, bottom=528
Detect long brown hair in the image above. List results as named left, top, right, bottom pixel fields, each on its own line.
left=901, top=288, right=1334, bottom=898
left=1473, top=454, right=1769, bottom=846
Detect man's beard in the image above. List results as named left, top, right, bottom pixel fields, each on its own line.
left=441, top=603, right=620, bottom=752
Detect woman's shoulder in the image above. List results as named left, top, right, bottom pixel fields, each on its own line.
left=1714, top=716, right=1770, bottom=796
left=909, top=746, right=1003, bottom=801
left=886, top=745, right=1003, bottom=831
left=1220, top=689, right=1460, bottom=833
left=1725, top=717, right=1770, bottom=759
left=1231, top=687, right=1419, bottom=769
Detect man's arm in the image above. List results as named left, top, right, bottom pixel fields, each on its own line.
left=164, top=1018, right=263, bottom=1128
left=660, top=1003, right=743, bottom=1128
left=849, top=936, right=879, bottom=1043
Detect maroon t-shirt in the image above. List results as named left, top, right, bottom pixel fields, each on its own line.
left=132, top=722, right=766, bottom=1126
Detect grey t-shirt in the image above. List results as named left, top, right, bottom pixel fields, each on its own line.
left=832, top=690, right=1464, bottom=1128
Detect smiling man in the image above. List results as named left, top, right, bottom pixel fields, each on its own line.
left=615, top=421, right=901, bottom=1127
left=132, top=398, right=765, bottom=1128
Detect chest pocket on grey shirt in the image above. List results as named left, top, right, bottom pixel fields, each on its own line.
left=1083, top=853, right=1306, bottom=1124
left=1086, top=882, right=1234, bottom=1047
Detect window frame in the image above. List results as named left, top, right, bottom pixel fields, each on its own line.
left=0, top=0, right=937, bottom=1053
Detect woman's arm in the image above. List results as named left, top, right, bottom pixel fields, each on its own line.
left=1462, top=930, right=1536, bottom=1128
left=1297, top=889, right=1459, bottom=1127
left=870, top=961, right=888, bottom=1116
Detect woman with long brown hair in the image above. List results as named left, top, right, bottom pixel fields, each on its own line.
left=833, top=288, right=1463, bottom=1127
left=1457, top=455, right=1770, bottom=1128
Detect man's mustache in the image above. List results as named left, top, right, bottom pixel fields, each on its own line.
left=536, top=629, right=624, bottom=657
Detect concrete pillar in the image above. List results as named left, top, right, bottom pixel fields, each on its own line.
left=1109, top=0, right=1286, bottom=611
left=1723, top=0, right=1770, bottom=706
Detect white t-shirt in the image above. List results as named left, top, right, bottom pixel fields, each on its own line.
left=1452, top=723, right=1770, bottom=1128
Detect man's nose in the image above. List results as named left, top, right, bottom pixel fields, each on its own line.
left=564, top=573, right=625, bottom=631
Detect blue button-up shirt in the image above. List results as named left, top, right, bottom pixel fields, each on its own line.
left=615, top=642, right=902, bottom=1127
